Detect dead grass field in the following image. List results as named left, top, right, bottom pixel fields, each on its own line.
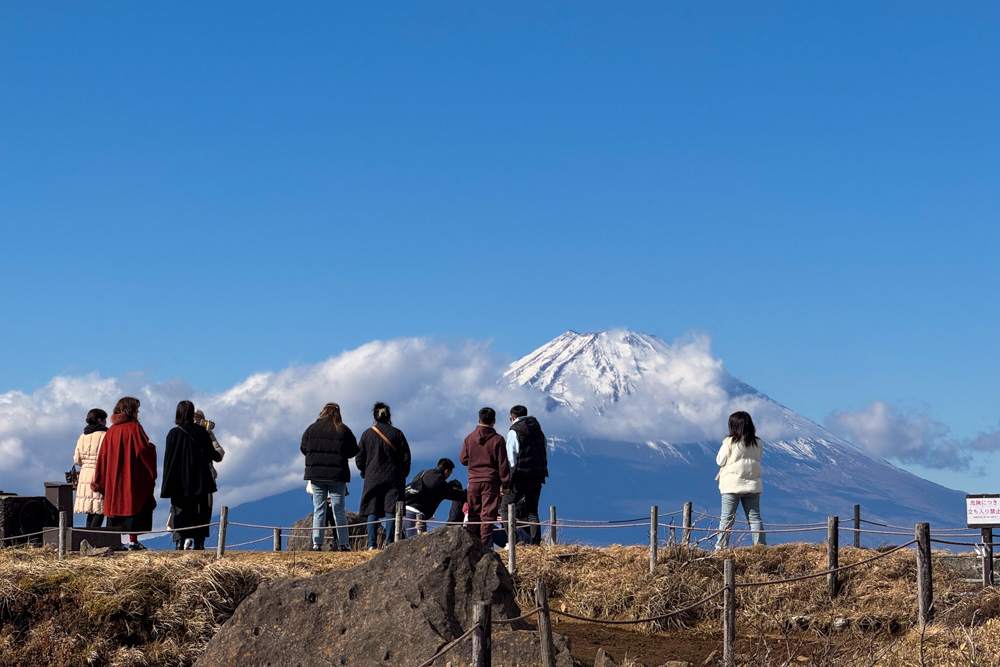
left=0, top=541, right=998, bottom=666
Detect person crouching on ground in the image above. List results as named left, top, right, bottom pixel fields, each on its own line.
left=357, top=402, right=411, bottom=550
left=714, top=410, right=766, bottom=550
left=162, top=400, right=222, bottom=550
left=460, top=407, right=511, bottom=547
left=301, top=402, right=359, bottom=552
left=403, top=458, right=467, bottom=538
left=74, top=408, right=108, bottom=529
left=91, top=397, right=157, bottom=551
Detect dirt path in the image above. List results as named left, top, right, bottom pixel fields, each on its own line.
left=552, top=618, right=719, bottom=666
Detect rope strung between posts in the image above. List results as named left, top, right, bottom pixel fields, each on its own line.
left=493, top=606, right=542, bottom=625
left=929, top=537, right=987, bottom=547
left=0, top=527, right=58, bottom=543
left=212, top=534, right=276, bottom=549
left=412, top=623, right=480, bottom=667
left=685, top=525, right=828, bottom=535
left=550, top=588, right=725, bottom=625
left=733, top=539, right=917, bottom=588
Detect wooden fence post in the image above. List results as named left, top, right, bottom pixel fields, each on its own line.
left=216, top=506, right=228, bottom=560
left=549, top=505, right=558, bottom=545
left=723, top=558, right=736, bottom=667
left=273, top=527, right=282, bottom=551
left=682, top=501, right=692, bottom=547
left=650, top=505, right=658, bottom=574
left=507, top=503, right=517, bottom=574
left=535, top=577, right=556, bottom=667
left=828, top=516, right=839, bottom=599
left=853, top=504, right=861, bottom=549
left=394, top=501, right=404, bottom=542
left=58, top=511, right=67, bottom=560
left=473, top=601, right=492, bottom=667
left=982, top=528, right=994, bottom=587
left=915, top=522, right=933, bottom=626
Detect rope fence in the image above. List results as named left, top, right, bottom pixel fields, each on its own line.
left=4, top=499, right=991, bottom=667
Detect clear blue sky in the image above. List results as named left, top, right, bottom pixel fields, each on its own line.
left=2, top=3, right=998, bottom=489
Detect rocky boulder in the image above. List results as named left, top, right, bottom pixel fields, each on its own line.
left=198, top=527, right=578, bottom=666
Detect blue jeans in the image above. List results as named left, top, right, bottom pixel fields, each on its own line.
left=403, top=510, right=423, bottom=539
left=367, top=514, right=395, bottom=549
left=716, top=493, right=766, bottom=549
left=311, top=481, right=349, bottom=549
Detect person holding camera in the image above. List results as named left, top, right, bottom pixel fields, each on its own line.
left=161, top=400, right=222, bottom=550
left=73, top=408, right=108, bottom=529
left=194, top=408, right=224, bottom=506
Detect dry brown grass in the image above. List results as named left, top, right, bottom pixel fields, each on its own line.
left=1, top=542, right=1000, bottom=666
left=512, top=542, right=1000, bottom=665
left=0, top=547, right=374, bottom=667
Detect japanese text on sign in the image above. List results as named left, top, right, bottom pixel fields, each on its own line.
left=966, top=495, right=1000, bottom=528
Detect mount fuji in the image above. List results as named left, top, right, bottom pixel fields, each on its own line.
left=499, top=330, right=966, bottom=545
left=206, top=329, right=967, bottom=549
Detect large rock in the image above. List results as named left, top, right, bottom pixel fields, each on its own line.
left=198, top=527, right=578, bottom=666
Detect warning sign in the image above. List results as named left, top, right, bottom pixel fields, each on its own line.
left=966, top=494, right=1000, bottom=528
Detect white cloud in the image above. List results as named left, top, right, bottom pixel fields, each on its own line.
left=0, top=332, right=838, bottom=516
left=825, top=401, right=972, bottom=470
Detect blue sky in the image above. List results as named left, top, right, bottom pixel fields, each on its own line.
left=1, top=3, right=998, bottom=493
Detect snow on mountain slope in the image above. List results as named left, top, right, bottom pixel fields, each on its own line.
left=503, top=330, right=968, bottom=532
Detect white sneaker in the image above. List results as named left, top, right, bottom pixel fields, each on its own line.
left=184, top=538, right=195, bottom=550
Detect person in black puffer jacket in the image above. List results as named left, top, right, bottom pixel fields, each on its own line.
left=500, top=405, right=549, bottom=545
left=301, top=402, right=359, bottom=551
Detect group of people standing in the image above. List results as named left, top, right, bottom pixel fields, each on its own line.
left=73, top=396, right=765, bottom=553
left=301, top=402, right=549, bottom=551
left=72, top=397, right=224, bottom=550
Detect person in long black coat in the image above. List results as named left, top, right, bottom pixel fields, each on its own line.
left=356, top=402, right=411, bottom=549
left=162, top=400, right=222, bottom=550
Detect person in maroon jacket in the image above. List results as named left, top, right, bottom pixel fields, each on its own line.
left=459, top=407, right=511, bottom=546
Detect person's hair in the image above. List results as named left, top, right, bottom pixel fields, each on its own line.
left=318, top=402, right=345, bottom=432
left=175, top=400, right=196, bottom=425
left=194, top=408, right=205, bottom=420
left=112, top=397, right=140, bottom=422
left=479, top=407, right=496, bottom=425
left=510, top=405, right=528, bottom=419
left=728, top=411, right=758, bottom=447
left=437, top=458, right=455, bottom=471
left=372, top=402, right=392, bottom=424
left=85, top=408, right=107, bottom=425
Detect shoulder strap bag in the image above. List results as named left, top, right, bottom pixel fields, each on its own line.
left=371, top=426, right=398, bottom=453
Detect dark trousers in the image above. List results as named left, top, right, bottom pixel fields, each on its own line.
left=466, top=480, right=501, bottom=546
left=500, top=476, right=544, bottom=545
left=85, top=513, right=103, bottom=528
left=171, top=494, right=211, bottom=546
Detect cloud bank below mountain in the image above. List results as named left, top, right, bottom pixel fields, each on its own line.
left=0, top=332, right=985, bottom=515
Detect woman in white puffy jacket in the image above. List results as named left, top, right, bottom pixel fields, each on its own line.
left=714, top=411, right=766, bottom=549
left=73, top=408, right=108, bottom=528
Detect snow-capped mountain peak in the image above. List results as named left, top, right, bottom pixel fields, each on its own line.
left=503, top=329, right=725, bottom=414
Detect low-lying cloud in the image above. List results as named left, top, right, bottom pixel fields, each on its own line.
left=5, top=333, right=976, bottom=520
left=825, top=401, right=976, bottom=471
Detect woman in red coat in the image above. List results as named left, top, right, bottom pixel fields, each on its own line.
left=91, top=396, right=157, bottom=551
